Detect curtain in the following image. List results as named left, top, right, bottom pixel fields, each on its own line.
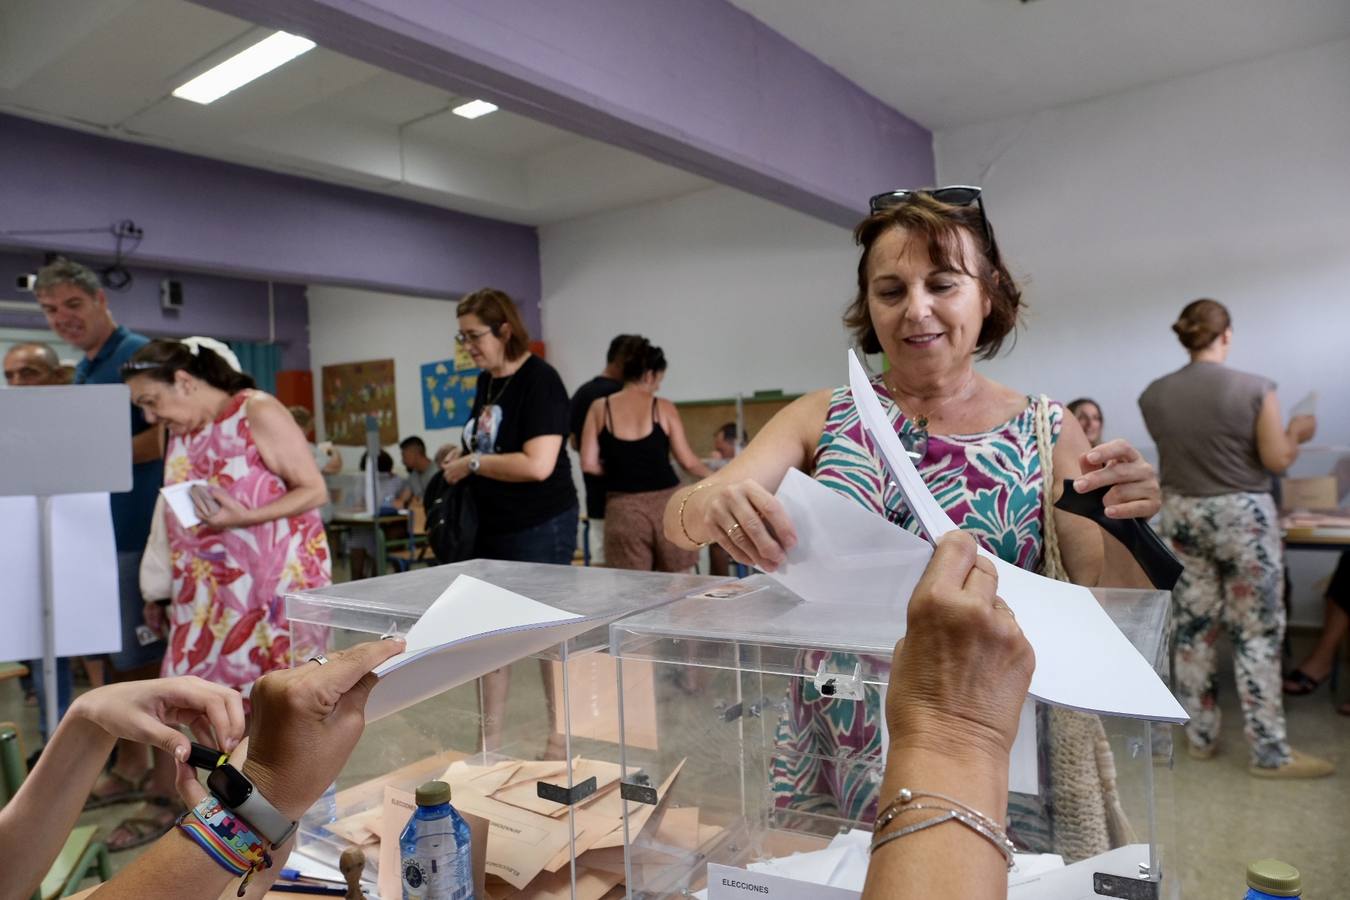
left=228, top=340, right=281, bottom=395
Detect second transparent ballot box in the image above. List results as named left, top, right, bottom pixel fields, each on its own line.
left=610, top=576, right=1178, bottom=899
left=284, top=559, right=725, bottom=898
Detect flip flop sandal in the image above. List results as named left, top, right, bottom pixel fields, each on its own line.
left=106, top=799, right=181, bottom=853
left=83, top=769, right=149, bottom=811
left=1282, top=668, right=1327, bottom=696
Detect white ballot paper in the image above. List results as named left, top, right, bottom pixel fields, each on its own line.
left=771, top=467, right=930, bottom=611
left=1289, top=391, right=1317, bottom=418
left=160, top=480, right=209, bottom=527
left=701, top=830, right=1070, bottom=900
left=365, top=575, right=600, bottom=721
left=847, top=350, right=1186, bottom=723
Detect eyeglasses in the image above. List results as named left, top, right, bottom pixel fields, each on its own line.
left=455, top=328, right=494, bottom=345
left=868, top=185, right=1001, bottom=267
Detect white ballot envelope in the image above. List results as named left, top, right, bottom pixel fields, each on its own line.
left=774, top=470, right=1039, bottom=793
left=160, top=480, right=209, bottom=527
left=846, top=351, right=1187, bottom=723
left=771, top=468, right=931, bottom=611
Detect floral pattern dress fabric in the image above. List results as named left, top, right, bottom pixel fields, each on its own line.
left=768, top=375, right=1062, bottom=850
left=163, top=391, right=330, bottom=692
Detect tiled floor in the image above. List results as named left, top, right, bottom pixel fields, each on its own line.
left=5, top=622, right=1345, bottom=898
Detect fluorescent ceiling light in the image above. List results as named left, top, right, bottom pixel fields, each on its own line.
left=452, top=99, right=498, bottom=120
left=172, top=31, right=316, bottom=105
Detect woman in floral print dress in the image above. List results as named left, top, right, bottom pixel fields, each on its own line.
left=664, top=189, right=1162, bottom=851
left=123, top=339, right=330, bottom=692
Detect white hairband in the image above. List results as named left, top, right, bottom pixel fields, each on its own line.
left=180, top=336, right=243, bottom=373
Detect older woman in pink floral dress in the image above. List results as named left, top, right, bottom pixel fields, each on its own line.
left=123, top=340, right=330, bottom=692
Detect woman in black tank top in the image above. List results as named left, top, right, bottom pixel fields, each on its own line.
left=580, top=341, right=711, bottom=571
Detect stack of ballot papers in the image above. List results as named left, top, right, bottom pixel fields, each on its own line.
left=327, top=755, right=700, bottom=899
left=698, top=830, right=1071, bottom=899
left=365, top=575, right=607, bottom=722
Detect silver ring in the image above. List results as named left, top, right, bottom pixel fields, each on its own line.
left=308, top=654, right=329, bottom=666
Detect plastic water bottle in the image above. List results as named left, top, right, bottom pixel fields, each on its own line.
left=400, top=780, right=474, bottom=900
left=1245, top=859, right=1301, bottom=899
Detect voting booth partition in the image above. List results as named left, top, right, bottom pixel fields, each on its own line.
left=0, top=385, right=129, bottom=736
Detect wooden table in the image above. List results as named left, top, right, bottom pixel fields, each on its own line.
left=1282, top=521, right=1350, bottom=552
left=330, top=511, right=427, bottom=576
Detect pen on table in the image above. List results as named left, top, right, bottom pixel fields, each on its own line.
left=268, top=883, right=352, bottom=896
left=279, top=868, right=348, bottom=886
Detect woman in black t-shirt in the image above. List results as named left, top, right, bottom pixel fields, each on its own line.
left=444, top=288, right=579, bottom=562
left=443, top=287, right=579, bottom=754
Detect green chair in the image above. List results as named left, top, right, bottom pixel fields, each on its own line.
left=0, top=724, right=111, bottom=899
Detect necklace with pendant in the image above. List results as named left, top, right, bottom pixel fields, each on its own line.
left=483, top=366, right=518, bottom=408
left=885, top=372, right=977, bottom=462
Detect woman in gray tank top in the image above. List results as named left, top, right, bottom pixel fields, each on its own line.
left=1138, top=299, right=1327, bottom=778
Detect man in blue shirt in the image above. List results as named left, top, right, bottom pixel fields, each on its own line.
left=35, top=259, right=165, bottom=759
left=34, top=255, right=168, bottom=814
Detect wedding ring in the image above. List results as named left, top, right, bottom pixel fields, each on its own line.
left=308, top=654, right=329, bottom=666
left=724, top=523, right=744, bottom=541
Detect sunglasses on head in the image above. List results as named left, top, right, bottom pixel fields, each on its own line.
left=867, top=185, right=1001, bottom=267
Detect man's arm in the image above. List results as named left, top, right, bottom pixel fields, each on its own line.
left=131, top=425, right=164, bottom=465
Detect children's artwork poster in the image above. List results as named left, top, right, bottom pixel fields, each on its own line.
left=422, top=349, right=480, bottom=430
left=321, top=359, right=399, bottom=445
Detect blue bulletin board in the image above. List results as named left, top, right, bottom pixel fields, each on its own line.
left=421, top=350, right=479, bottom=430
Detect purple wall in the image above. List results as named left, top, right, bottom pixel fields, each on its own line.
left=194, top=0, right=935, bottom=229
left=0, top=249, right=311, bottom=369
left=0, top=115, right=542, bottom=337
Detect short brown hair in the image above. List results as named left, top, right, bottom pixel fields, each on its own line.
left=843, top=193, right=1021, bottom=360
left=1172, top=298, right=1230, bottom=351
left=456, top=288, right=530, bottom=360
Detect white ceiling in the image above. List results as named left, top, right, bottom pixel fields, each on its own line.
left=6, top=1, right=1347, bottom=228
left=0, top=0, right=711, bottom=226
left=730, top=0, right=1350, bottom=130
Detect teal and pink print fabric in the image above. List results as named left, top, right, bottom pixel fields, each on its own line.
left=768, top=375, right=1062, bottom=849
left=162, top=390, right=330, bottom=693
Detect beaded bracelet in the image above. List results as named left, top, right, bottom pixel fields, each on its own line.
left=677, top=482, right=712, bottom=548
left=178, top=794, right=273, bottom=896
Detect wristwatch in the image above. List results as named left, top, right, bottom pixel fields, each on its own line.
left=468, top=452, right=481, bottom=474
left=206, top=763, right=298, bottom=848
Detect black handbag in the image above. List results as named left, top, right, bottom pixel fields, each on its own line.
left=424, top=471, right=478, bottom=563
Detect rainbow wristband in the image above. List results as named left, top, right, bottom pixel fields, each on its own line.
left=178, top=794, right=270, bottom=880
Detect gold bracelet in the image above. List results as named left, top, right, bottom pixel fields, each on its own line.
left=677, top=482, right=712, bottom=548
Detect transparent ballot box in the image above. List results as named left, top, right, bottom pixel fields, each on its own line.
left=285, top=559, right=725, bottom=898
left=610, top=577, right=1177, bottom=900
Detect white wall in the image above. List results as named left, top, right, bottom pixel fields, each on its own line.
left=936, top=38, right=1350, bottom=453
left=540, top=186, right=856, bottom=403
left=307, top=285, right=463, bottom=468
left=936, top=39, right=1350, bottom=623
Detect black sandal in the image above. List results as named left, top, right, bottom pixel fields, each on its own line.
left=1282, top=668, right=1326, bottom=696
